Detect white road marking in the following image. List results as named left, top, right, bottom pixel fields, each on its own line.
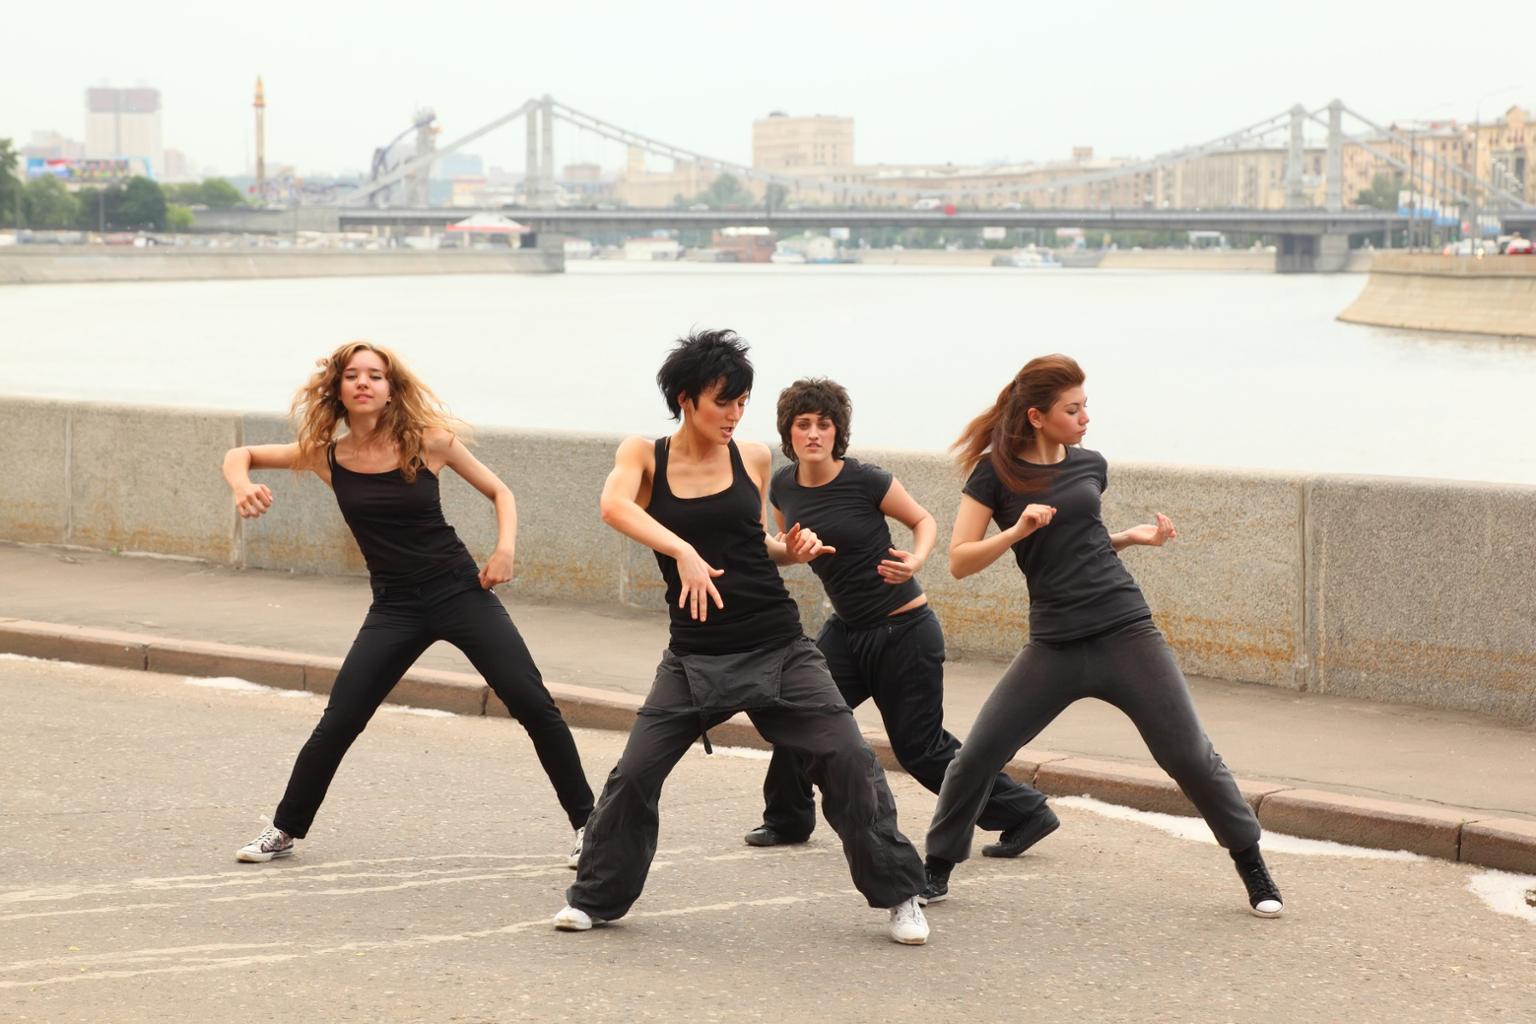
left=1466, top=869, right=1536, bottom=924
left=1054, top=795, right=1427, bottom=861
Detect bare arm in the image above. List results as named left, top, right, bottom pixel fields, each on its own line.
left=600, top=436, right=725, bottom=621
left=434, top=430, right=517, bottom=589
left=948, top=494, right=1055, bottom=579
left=876, top=477, right=937, bottom=585
left=222, top=443, right=306, bottom=519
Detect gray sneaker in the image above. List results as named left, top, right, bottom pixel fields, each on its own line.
left=567, top=826, right=585, bottom=870
left=236, top=825, right=293, bottom=863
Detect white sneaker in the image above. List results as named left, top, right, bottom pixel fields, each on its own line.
left=887, top=896, right=929, bottom=945
left=236, top=826, right=293, bottom=863
left=567, top=826, right=585, bottom=870
left=553, top=904, right=601, bottom=931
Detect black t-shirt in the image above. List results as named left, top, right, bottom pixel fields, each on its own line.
left=962, top=447, right=1149, bottom=642
left=769, top=458, right=923, bottom=630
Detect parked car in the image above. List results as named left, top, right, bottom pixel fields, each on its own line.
left=1506, top=235, right=1534, bottom=255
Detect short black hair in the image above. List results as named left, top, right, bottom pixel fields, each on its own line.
left=776, top=378, right=852, bottom=460
left=656, top=329, right=754, bottom=419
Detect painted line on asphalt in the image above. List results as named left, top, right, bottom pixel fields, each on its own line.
left=1055, top=796, right=1428, bottom=861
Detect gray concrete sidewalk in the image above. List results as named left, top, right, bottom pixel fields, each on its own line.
left=3, top=541, right=1534, bottom=871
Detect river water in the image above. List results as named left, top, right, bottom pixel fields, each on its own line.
left=2, top=262, right=1533, bottom=484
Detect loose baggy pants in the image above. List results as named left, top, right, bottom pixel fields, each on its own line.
left=567, top=635, right=926, bottom=922
left=760, top=606, right=1049, bottom=839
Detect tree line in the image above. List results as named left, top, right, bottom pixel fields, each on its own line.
left=0, top=138, right=247, bottom=231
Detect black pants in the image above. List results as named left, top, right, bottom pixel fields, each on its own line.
left=566, top=635, right=926, bottom=922
left=272, top=566, right=594, bottom=838
left=760, top=606, right=1049, bottom=840
left=927, top=616, right=1261, bottom=863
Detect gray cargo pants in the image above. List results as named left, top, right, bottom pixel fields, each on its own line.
left=567, top=634, right=926, bottom=922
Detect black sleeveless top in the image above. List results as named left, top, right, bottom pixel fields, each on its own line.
left=328, top=444, right=478, bottom=587
left=648, top=438, right=802, bottom=655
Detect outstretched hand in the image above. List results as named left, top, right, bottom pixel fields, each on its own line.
left=1124, top=513, right=1177, bottom=547
left=781, top=522, right=837, bottom=564
left=234, top=483, right=274, bottom=519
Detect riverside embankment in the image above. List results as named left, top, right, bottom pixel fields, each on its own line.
left=3, top=395, right=1533, bottom=726
left=0, top=246, right=561, bottom=284
left=1338, top=252, right=1536, bottom=338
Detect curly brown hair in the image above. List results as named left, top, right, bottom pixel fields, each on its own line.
left=290, top=341, right=467, bottom=482
left=775, top=378, right=852, bottom=461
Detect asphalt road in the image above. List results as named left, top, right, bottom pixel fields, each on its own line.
left=3, top=656, right=1533, bottom=1023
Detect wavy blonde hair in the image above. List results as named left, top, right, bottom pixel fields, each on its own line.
left=291, top=341, right=467, bottom=482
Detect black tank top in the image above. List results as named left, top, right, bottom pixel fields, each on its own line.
left=328, top=444, right=478, bottom=587
left=648, top=437, right=802, bottom=655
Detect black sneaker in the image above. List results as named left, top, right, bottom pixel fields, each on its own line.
left=1232, top=846, right=1284, bottom=918
left=982, top=805, right=1061, bottom=858
left=918, top=863, right=950, bottom=906
left=743, top=825, right=809, bottom=848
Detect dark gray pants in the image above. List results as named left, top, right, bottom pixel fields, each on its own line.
left=567, top=635, right=926, bottom=922
left=761, top=606, right=1048, bottom=839
left=927, top=617, right=1260, bottom=864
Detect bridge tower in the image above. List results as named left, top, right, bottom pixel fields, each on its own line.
left=1285, top=104, right=1308, bottom=209
left=1325, top=98, right=1344, bottom=213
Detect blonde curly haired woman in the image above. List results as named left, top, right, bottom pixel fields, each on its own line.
left=222, top=341, right=593, bottom=866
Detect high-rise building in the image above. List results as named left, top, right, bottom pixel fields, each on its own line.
left=752, top=112, right=854, bottom=171
left=84, top=86, right=163, bottom=178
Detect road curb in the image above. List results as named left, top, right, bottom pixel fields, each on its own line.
left=3, top=618, right=1533, bottom=876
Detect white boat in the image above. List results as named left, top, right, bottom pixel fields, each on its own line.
left=992, top=248, right=1062, bottom=268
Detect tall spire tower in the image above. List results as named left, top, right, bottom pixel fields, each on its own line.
left=253, top=76, right=267, bottom=201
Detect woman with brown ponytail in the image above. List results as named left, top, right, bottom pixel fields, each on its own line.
left=921, top=354, right=1283, bottom=919
left=221, top=341, right=593, bottom=866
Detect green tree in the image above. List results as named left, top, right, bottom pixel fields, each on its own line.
left=112, top=177, right=168, bottom=230
left=695, top=173, right=755, bottom=209
left=765, top=183, right=790, bottom=211
left=1355, top=173, right=1402, bottom=211
left=166, top=204, right=195, bottom=231
left=163, top=177, right=247, bottom=208
left=197, top=177, right=246, bottom=207
left=0, top=138, right=22, bottom=227
left=22, top=175, right=81, bottom=228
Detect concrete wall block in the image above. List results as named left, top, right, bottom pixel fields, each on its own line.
left=1105, top=465, right=1306, bottom=688
left=1459, top=818, right=1536, bottom=875
left=0, top=398, right=71, bottom=543
left=438, top=429, right=622, bottom=605
left=1258, top=788, right=1470, bottom=859
left=68, top=403, right=240, bottom=562
left=1306, top=476, right=1536, bottom=722
left=238, top=413, right=361, bottom=576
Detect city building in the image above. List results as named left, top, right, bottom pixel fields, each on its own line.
left=84, top=86, right=164, bottom=179
left=752, top=112, right=854, bottom=171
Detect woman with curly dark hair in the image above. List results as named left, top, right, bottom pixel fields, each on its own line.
left=740, top=377, right=1057, bottom=864
left=221, top=340, right=593, bottom=866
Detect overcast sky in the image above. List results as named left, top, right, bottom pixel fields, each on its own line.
left=3, top=0, right=1531, bottom=178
